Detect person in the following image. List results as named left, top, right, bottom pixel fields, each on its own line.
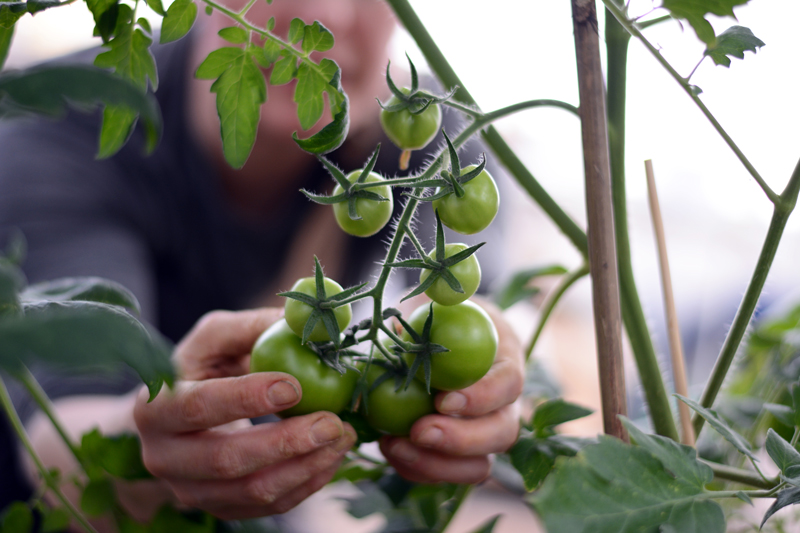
left=0, top=0, right=524, bottom=527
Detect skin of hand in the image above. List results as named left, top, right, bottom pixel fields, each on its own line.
left=133, top=308, right=357, bottom=520
left=380, top=296, right=525, bottom=484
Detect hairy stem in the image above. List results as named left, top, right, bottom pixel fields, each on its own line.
left=702, top=459, right=778, bottom=490
left=605, top=3, right=679, bottom=441
left=0, top=375, right=98, bottom=533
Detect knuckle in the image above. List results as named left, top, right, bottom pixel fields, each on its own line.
left=232, top=377, right=266, bottom=417
left=180, top=385, right=210, bottom=426
left=244, top=479, right=279, bottom=506
left=208, top=440, right=246, bottom=479
left=275, top=427, right=309, bottom=459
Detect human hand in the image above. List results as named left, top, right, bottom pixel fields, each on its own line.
left=134, top=309, right=357, bottom=519
left=380, top=298, right=524, bottom=484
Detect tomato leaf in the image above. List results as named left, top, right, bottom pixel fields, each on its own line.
left=40, top=507, right=71, bottom=533
left=209, top=53, right=267, bottom=169
left=2, top=501, right=33, bottom=533
left=661, top=0, right=749, bottom=44
left=492, top=265, right=568, bottom=310
left=287, top=17, right=305, bottom=44
left=145, top=0, right=165, bottom=16
left=0, top=22, right=14, bottom=72
left=469, top=515, right=501, bottom=533
left=149, top=505, right=216, bottom=533
left=81, top=478, right=116, bottom=516
left=510, top=432, right=592, bottom=491
left=766, top=428, right=800, bottom=473
left=0, top=301, right=173, bottom=400
left=761, top=487, right=800, bottom=529
left=80, top=428, right=153, bottom=480
left=302, top=20, right=333, bottom=54
left=530, top=433, right=724, bottom=532
left=95, top=15, right=158, bottom=91
left=676, top=394, right=757, bottom=461
left=270, top=53, right=296, bottom=85
left=159, top=0, right=196, bottom=44
left=704, top=25, right=764, bottom=67
left=294, top=62, right=326, bottom=130
left=196, top=47, right=244, bottom=79
left=293, top=92, right=349, bottom=154
left=531, top=398, right=594, bottom=435
left=21, top=276, right=141, bottom=315
left=218, top=26, right=247, bottom=44
left=763, top=403, right=795, bottom=428
left=97, top=104, right=139, bottom=159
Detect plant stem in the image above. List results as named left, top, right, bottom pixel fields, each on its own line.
left=693, top=157, right=800, bottom=436
left=15, top=367, right=84, bottom=467
left=0, top=375, right=98, bottom=533
left=525, top=264, right=589, bottom=361
left=572, top=0, right=628, bottom=441
left=702, top=459, right=778, bottom=490
left=602, top=0, right=778, bottom=204
left=605, top=4, right=679, bottom=441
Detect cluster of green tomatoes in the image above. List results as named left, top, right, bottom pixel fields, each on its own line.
left=249, top=65, right=502, bottom=438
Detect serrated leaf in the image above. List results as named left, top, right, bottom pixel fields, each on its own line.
left=95, top=19, right=158, bottom=92
left=766, top=428, right=800, bottom=473
left=287, top=18, right=305, bottom=44
left=81, top=478, right=116, bottom=516
left=210, top=54, right=266, bottom=169
left=159, top=0, right=196, bottom=43
left=293, top=92, right=349, bottom=154
left=0, top=65, right=161, bottom=156
left=294, top=62, right=326, bottom=130
left=196, top=47, right=244, bottom=79
left=137, top=17, right=151, bottom=35
left=270, top=53, right=296, bottom=85
left=97, top=103, right=138, bottom=159
left=493, top=265, right=568, bottom=310
left=704, top=25, right=764, bottom=67
left=84, top=0, right=116, bottom=25
left=0, top=300, right=173, bottom=400
left=532, top=398, right=594, bottom=434
left=469, top=515, right=501, bottom=533
left=2, top=501, right=33, bottom=533
left=261, top=39, right=281, bottom=64
left=302, top=21, right=333, bottom=54
left=661, top=0, right=749, bottom=44
left=21, top=276, right=140, bottom=314
left=530, top=435, right=725, bottom=533
left=676, top=394, right=756, bottom=461
left=218, top=26, right=247, bottom=44
left=80, top=428, right=153, bottom=480
left=761, top=487, right=800, bottom=529
left=510, top=433, right=590, bottom=491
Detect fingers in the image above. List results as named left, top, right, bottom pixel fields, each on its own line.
left=409, top=403, right=520, bottom=456
left=143, top=412, right=348, bottom=480
left=168, top=427, right=356, bottom=518
left=175, top=308, right=283, bottom=380
left=380, top=437, right=492, bottom=485
left=135, top=373, right=301, bottom=434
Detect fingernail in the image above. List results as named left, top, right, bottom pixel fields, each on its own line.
left=389, top=440, right=419, bottom=464
left=311, top=417, right=343, bottom=445
left=439, top=392, right=467, bottom=413
left=268, top=380, right=299, bottom=406
left=416, top=427, right=443, bottom=447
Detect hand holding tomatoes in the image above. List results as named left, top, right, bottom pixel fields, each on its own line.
left=134, top=308, right=357, bottom=519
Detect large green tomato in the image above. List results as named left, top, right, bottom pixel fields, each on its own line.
left=402, top=300, right=497, bottom=391
left=361, top=362, right=435, bottom=437
left=284, top=276, right=351, bottom=343
left=332, top=170, right=393, bottom=237
left=432, top=165, right=499, bottom=235
left=419, top=243, right=481, bottom=306
left=250, top=319, right=359, bottom=417
left=380, top=89, right=442, bottom=152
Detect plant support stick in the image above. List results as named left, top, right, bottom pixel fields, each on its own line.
left=645, top=159, right=694, bottom=446
left=572, top=0, right=627, bottom=441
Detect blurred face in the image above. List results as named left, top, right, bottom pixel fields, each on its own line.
left=198, top=0, right=396, bottom=138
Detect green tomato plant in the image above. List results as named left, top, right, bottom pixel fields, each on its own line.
left=3, top=0, right=800, bottom=532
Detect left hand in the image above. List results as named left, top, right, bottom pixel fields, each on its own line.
left=380, top=298, right=524, bottom=484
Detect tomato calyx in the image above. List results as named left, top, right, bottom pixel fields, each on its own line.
left=388, top=215, right=484, bottom=303
left=394, top=304, right=449, bottom=393
left=409, top=130, right=488, bottom=203
left=300, top=146, right=390, bottom=222
left=278, top=257, right=366, bottom=347
left=377, top=54, right=457, bottom=117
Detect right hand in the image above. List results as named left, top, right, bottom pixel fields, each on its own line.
left=133, top=309, right=357, bottom=519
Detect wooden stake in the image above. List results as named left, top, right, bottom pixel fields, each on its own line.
left=644, top=159, right=695, bottom=446
left=572, top=0, right=628, bottom=441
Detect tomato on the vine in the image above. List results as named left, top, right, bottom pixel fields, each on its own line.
left=360, top=360, right=435, bottom=436
left=432, top=164, right=499, bottom=235
left=402, top=300, right=497, bottom=391
left=420, top=243, right=481, bottom=306
left=332, top=170, right=393, bottom=237
left=380, top=93, right=441, bottom=152
left=250, top=319, right=359, bottom=418
left=284, top=276, right=351, bottom=343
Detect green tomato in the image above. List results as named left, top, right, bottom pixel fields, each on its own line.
left=402, top=300, right=497, bottom=391
left=250, top=319, right=359, bottom=417
left=332, top=170, right=393, bottom=237
left=432, top=164, right=499, bottom=235
left=361, top=362, right=435, bottom=437
left=419, top=243, right=481, bottom=306
left=380, top=89, right=442, bottom=152
left=284, top=276, right=351, bottom=343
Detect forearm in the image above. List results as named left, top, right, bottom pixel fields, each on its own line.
left=22, top=389, right=176, bottom=531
